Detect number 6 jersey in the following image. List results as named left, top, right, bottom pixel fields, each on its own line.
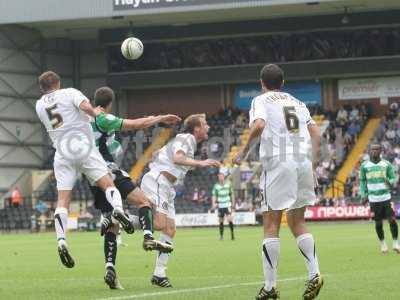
left=249, top=91, right=315, bottom=163
left=36, top=88, right=93, bottom=148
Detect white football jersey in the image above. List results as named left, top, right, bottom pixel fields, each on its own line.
left=36, top=88, right=92, bottom=148
left=149, top=133, right=197, bottom=182
left=249, top=91, right=315, bottom=162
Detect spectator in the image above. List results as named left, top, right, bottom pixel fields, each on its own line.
left=11, top=186, right=22, bottom=208
left=235, top=198, right=245, bottom=211
left=385, top=126, right=396, bottom=141
left=235, top=198, right=252, bottom=211
left=347, top=121, right=361, bottom=141
left=360, top=104, right=369, bottom=121
left=192, top=188, right=199, bottom=202
left=79, top=209, right=93, bottom=219
left=349, top=106, right=360, bottom=122
left=336, top=106, right=348, bottom=123
left=388, top=102, right=399, bottom=120
left=199, top=189, right=208, bottom=203
left=235, top=112, right=246, bottom=128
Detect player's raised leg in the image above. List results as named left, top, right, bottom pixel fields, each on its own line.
left=152, top=212, right=175, bottom=288
left=103, top=222, right=124, bottom=290
left=55, top=190, right=75, bottom=268
left=287, top=207, right=323, bottom=300
left=96, top=174, right=134, bottom=234
left=53, top=157, right=78, bottom=269
left=127, top=187, right=173, bottom=253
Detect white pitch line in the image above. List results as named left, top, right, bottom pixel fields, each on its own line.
left=94, top=276, right=307, bottom=300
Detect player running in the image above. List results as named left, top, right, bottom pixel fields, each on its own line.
left=234, top=64, right=323, bottom=300
left=211, top=169, right=235, bottom=240
left=90, top=86, right=180, bottom=289
left=359, top=143, right=399, bottom=254
left=141, top=114, right=221, bottom=288
left=35, top=71, right=130, bottom=269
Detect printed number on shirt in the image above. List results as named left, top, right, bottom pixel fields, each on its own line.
left=45, top=104, right=64, bottom=129
left=283, top=106, right=299, bottom=133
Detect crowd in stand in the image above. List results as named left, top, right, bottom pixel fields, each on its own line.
left=109, top=27, right=400, bottom=72
left=315, top=104, right=369, bottom=203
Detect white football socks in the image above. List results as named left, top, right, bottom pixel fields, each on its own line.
left=296, top=233, right=320, bottom=279
left=154, top=233, right=173, bottom=278
left=54, top=207, right=68, bottom=246
left=105, top=187, right=123, bottom=209
left=262, top=238, right=280, bottom=291
left=380, top=240, right=388, bottom=252
left=392, top=240, right=399, bottom=249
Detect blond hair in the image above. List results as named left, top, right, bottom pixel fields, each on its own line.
left=183, top=113, right=206, bottom=134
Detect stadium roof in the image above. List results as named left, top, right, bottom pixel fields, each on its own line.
left=1, top=0, right=400, bottom=39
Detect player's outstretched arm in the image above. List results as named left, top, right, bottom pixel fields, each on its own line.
left=79, top=100, right=102, bottom=118
left=234, top=119, right=265, bottom=164
left=122, top=114, right=181, bottom=130
left=173, top=150, right=221, bottom=168
left=308, top=123, right=321, bottom=170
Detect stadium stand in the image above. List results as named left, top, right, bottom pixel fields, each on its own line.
left=28, top=103, right=375, bottom=221
left=108, top=27, right=400, bottom=72
left=0, top=205, right=37, bottom=231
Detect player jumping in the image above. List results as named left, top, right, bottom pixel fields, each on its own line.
left=235, top=64, right=323, bottom=300
left=90, top=86, right=180, bottom=289
left=141, top=114, right=220, bottom=288
left=359, top=143, right=399, bottom=254
left=211, top=169, right=235, bottom=240
left=35, top=71, right=131, bottom=269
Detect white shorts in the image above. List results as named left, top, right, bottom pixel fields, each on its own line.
left=260, top=156, right=316, bottom=212
left=140, top=170, right=176, bottom=219
left=54, top=148, right=108, bottom=191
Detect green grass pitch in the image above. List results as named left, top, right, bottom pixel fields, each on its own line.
left=0, top=222, right=399, bottom=299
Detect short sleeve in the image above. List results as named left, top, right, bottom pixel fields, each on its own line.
left=70, top=88, right=88, bottom=108
left=249, top=96, right=267, bottom=127
left=96, top=113, right=123, bottom=133
left=304, top=107, right=316, bottom=126
left=212, top=185, right=217, bottom=197
left=172, top=135, right=194, bottom=155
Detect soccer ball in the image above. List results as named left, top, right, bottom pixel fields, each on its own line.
left=121, top=37, right=144, bottom=60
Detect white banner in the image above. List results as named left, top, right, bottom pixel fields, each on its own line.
left=175, top=212, right=256, bottom=227
left=67, top=217, right=78, bottom=230
left=338, top=77, right=400, bottom=100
